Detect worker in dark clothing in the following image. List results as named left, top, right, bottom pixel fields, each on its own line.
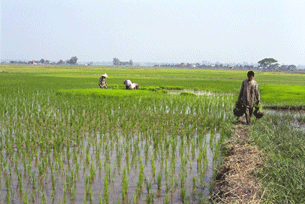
left=238, top=71, right=261, bottom=125
left=99, top=73, right=108, bottom=88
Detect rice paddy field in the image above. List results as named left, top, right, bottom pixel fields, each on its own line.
left=0, top=65, right=305, bottom=203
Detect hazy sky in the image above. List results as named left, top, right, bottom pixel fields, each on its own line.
left=1, top=0, right=305, bottom=64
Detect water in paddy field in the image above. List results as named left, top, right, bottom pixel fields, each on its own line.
left=265, top=109, right=305, bottom=132
left=0, top=129, right=222, bottom=203
left=0, top=87, right=232, bottom=203
left=167, top=89, right=233, bottom=96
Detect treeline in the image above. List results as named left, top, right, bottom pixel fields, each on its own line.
left=113, top=58, right=133, bottom=66
left=8, top=56, right=78, bottom=65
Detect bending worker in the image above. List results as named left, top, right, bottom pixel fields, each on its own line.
left=124, top=79, right=139, bottom=90
left=99, top=73, right=108, bottom=88
left=238, top=71, right=261, bottom=125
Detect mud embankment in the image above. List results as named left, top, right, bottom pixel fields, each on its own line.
left=212, top=117, right=264, bottom=203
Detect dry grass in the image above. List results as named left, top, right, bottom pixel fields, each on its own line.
left=213, top=118, right=264, bottom=204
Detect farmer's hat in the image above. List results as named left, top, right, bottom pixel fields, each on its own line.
left=102, top=73, right=108, bottom=78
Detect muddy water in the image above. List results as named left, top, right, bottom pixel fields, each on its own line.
left=265, top=109, right=305, bottom=132
left=0, top=130, right=221, bottom=203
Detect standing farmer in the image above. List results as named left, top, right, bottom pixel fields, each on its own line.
left=238, top=71, right=261, bottom=125
left=99, top=73, right=108, bottom=88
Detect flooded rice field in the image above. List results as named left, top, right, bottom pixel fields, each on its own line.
left=265, top=109, right=305, bottom=132
left=167, top=89, right=234, bottom=96
left=0, top=130, right=221, bottom=203
left=0, top=90, right=234, bottom=203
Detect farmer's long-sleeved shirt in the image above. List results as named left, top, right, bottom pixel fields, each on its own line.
left=99, top=76, right=107, bottom=88
left=238, top=79, right=260, bottom=108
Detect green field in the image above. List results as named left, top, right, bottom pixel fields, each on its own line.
left=0, top=65, right=304, bottom=203
left=1, top=65, right=304, bottom=106
left=250, top=113, right=305, bottom=203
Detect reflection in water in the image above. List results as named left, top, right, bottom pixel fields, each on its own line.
left=265, top=109, right=305, bottom=132
left=0, top=130, right=222, bottom=203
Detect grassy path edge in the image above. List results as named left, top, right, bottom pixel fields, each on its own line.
left=212, top=118, right=264, bottom=203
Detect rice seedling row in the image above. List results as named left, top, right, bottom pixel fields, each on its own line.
left=0, top=83, right=234, bottom=203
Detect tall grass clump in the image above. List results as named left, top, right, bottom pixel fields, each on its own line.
left=250, top=113, right=305, bottom=203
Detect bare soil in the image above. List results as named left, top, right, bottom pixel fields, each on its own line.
left=212, top=116, right=264, bottom=204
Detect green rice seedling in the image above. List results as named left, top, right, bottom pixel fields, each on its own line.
left=133, top=192, right=137, bottom=203
left=136, top=161, right=145, bottom=197
left=41, top=189, right=47, bottom=204
left=89, top=186, right=93, bottom=201
left=63, top=182, right=67, bottom=203
left=99, top=192, right=103, bottom=204
left=4, top=173, right=11, bottom=191
left=181, top=187, right=186, bottom=203
left=75, top=157, right=80, bottom=173
left=171, top=157, right=176, bottom=173
left=200, top=168, right=205, bottom=187
left=84, top=192, right=87, bottom=204
left=146, top=193, right=152, bottom=204
left=70, top=182, right=77, bottom=199
left=31, top=172, right=36, bottom=189
left=89, top=161, right=96, bottom=184
left=22, top=190, right=29, bottom=204
left=192, top=176, right=197, bottom=193
left=103, top=172, right=109, bottom=203
left=6, top=192, right=10, bottom=204
left=122, top=167, right=129, bottom=200
left=157, top=171, right=162, bottom=190
left=164, top=192, right=170, bottom=204
left=180, top=170, right=186, bottom=188
left=174, top=176, right=179, bottom=188
left=145, top=177, right=152, bottom=195
left=16, top=168, right=23, bottom=190
left=151, top=155, right=156, bottom=178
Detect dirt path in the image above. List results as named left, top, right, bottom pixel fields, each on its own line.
left=212, top=117, right=264, bottom=203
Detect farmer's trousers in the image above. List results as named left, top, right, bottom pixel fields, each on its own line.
left=245, top=106, right=253, bottom=124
